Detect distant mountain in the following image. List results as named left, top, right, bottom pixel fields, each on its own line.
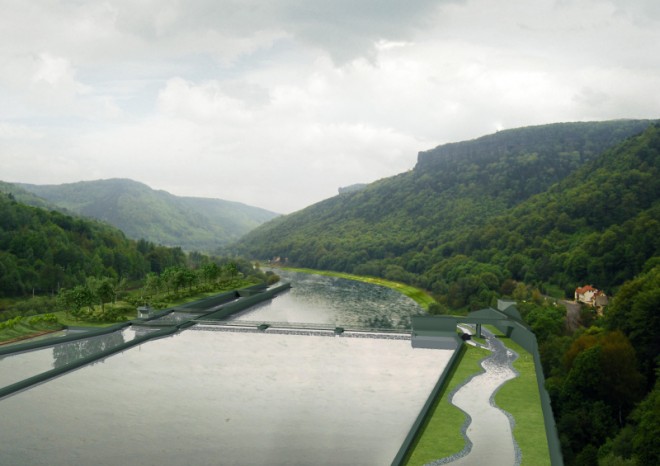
left=0, top=181, right=54, bottom=209
left=11, top=179, right=279, bottom=252
left=232, top=119, right=658, bottom=305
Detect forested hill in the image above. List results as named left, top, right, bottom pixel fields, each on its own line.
left=12, top=178, right=279, bottom=252
left=415, top=120, right=653, bottom=205
left=231, top=120, right=660, bottom=466
left=448, top=123, right=660, bottom=298
left=232, top=120, right=656, bottom=302
left=0, top=193, right=186, bottom=296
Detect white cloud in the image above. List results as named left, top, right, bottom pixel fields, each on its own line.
left=0, top=123, right=43, bottom=140
left=0, top=0, right=659, bottom=213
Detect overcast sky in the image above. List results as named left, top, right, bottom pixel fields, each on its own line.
left=1, top=0, right=659, bottom=213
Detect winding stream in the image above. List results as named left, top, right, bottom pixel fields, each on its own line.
left=428, top=329, right=520, bottom=466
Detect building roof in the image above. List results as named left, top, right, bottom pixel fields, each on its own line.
left=575, top=284, right=597, bottom=294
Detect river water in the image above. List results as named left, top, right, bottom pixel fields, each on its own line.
left=0, top=270, right=451, bottom=466
left=231, top=269, right=425, bottom=329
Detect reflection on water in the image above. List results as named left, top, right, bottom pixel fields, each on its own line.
left=0, top=329, right=453, bottom=466
left=52, top=331, right=126, bottom=368
left=232, top=269, right=424, bottom=329
left=0, top=327, right=151, bottom=388
left=0, top=273, right=442, bottom=465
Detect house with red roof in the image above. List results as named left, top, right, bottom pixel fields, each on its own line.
left=575, top=285, right=608, bottom=309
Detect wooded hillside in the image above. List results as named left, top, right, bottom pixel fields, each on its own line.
left=13, top=178, right=279, bottom=252
left=231, top=120, right=660, bottom=465
left=233, top=120, right=657, bottom=309
left=0, top=192, right=184, bottom=296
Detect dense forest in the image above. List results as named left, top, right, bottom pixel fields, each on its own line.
left=0, top=192, right=184, bottom=296
left=0, top=193, right=268, bottom=314
left=233, top=120, right=657, bottom=307
left=8, top=178, right=279, bottom=252
left=232, top=120, right=659, bottom=465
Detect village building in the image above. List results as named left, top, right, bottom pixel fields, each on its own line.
left=575, top=284, right=608, bottom=311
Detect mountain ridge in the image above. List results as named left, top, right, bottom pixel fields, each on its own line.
left=7, top=178, right=279, bottom=252
left=231, top=119, right=658, bottom=304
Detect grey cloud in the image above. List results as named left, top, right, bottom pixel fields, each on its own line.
left=107, top=0, right=458, bottom=63
left=279, top=0, right=451, bottom=63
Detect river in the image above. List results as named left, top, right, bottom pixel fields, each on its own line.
left=0, top=269, right=448, bottom=466
left=231, top=268, right=425, bottom=329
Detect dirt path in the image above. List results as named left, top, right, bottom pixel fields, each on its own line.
left=561, top=300, right=581, bottom=332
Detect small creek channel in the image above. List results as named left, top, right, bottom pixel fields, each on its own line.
left=428, top=327, right=520, bottom=466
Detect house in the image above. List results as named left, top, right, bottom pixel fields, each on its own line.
left=575, top=285, right=608, bottom=309
left=575, top=285, right=597, bottom=304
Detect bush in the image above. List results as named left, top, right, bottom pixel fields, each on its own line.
left=265, top=272, right=280, bottom=285
left=27, top=314, right=59, bottom=326
left=0, top=316, right=22, bottom=330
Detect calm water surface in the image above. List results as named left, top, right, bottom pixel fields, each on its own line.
left=0, top=327, right=150, bottom=389
left=0, top=271, right=449, bottom=466
left=231, top=269, right=424, bottom=329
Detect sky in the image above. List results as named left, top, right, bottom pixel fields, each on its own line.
left=1, top=0, right=659, bottom=214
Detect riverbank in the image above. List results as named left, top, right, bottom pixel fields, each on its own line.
left=274, top=266, right=437, bottom=310
left=0, top=328, right=63, bottom=347
left=0, top=279, right=263, bottom=345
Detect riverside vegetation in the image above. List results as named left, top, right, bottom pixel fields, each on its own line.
left=0, top=192, right=277, bottom=341
left=1, top=120, right=658, bottom=465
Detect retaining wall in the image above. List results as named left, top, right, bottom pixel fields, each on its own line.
left=492, top=320, right=564, bottom=466
left=0, top=322, right=131, bottom=357
left=199, top=282, right=292, bottom=321
left=391, top=336, right=465, bottom=466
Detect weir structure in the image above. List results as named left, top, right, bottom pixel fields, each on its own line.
left=1, top=285, right=561, bottom=466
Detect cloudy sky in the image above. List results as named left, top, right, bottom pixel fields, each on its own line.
left=1, top=0, right=659, bottom=213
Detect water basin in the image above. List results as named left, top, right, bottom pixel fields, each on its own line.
left=0, top=327, right=452, bottom=465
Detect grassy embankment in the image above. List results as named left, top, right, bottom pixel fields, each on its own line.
left=489, top=327, right=551, bottom=466
left=276, top=266, right=437, bottom=310
left=0, top=316, right=64, bottom=346
left=406, top=330, right=550, bottom=466
left=0, top=279, right=258, bottom=343
left=405, top=344, right=490, bottom=465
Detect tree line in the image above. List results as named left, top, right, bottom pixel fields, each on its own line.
left=519, top=263, right=659, bottom=465
left=0, top=193, right=269, bottom=322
